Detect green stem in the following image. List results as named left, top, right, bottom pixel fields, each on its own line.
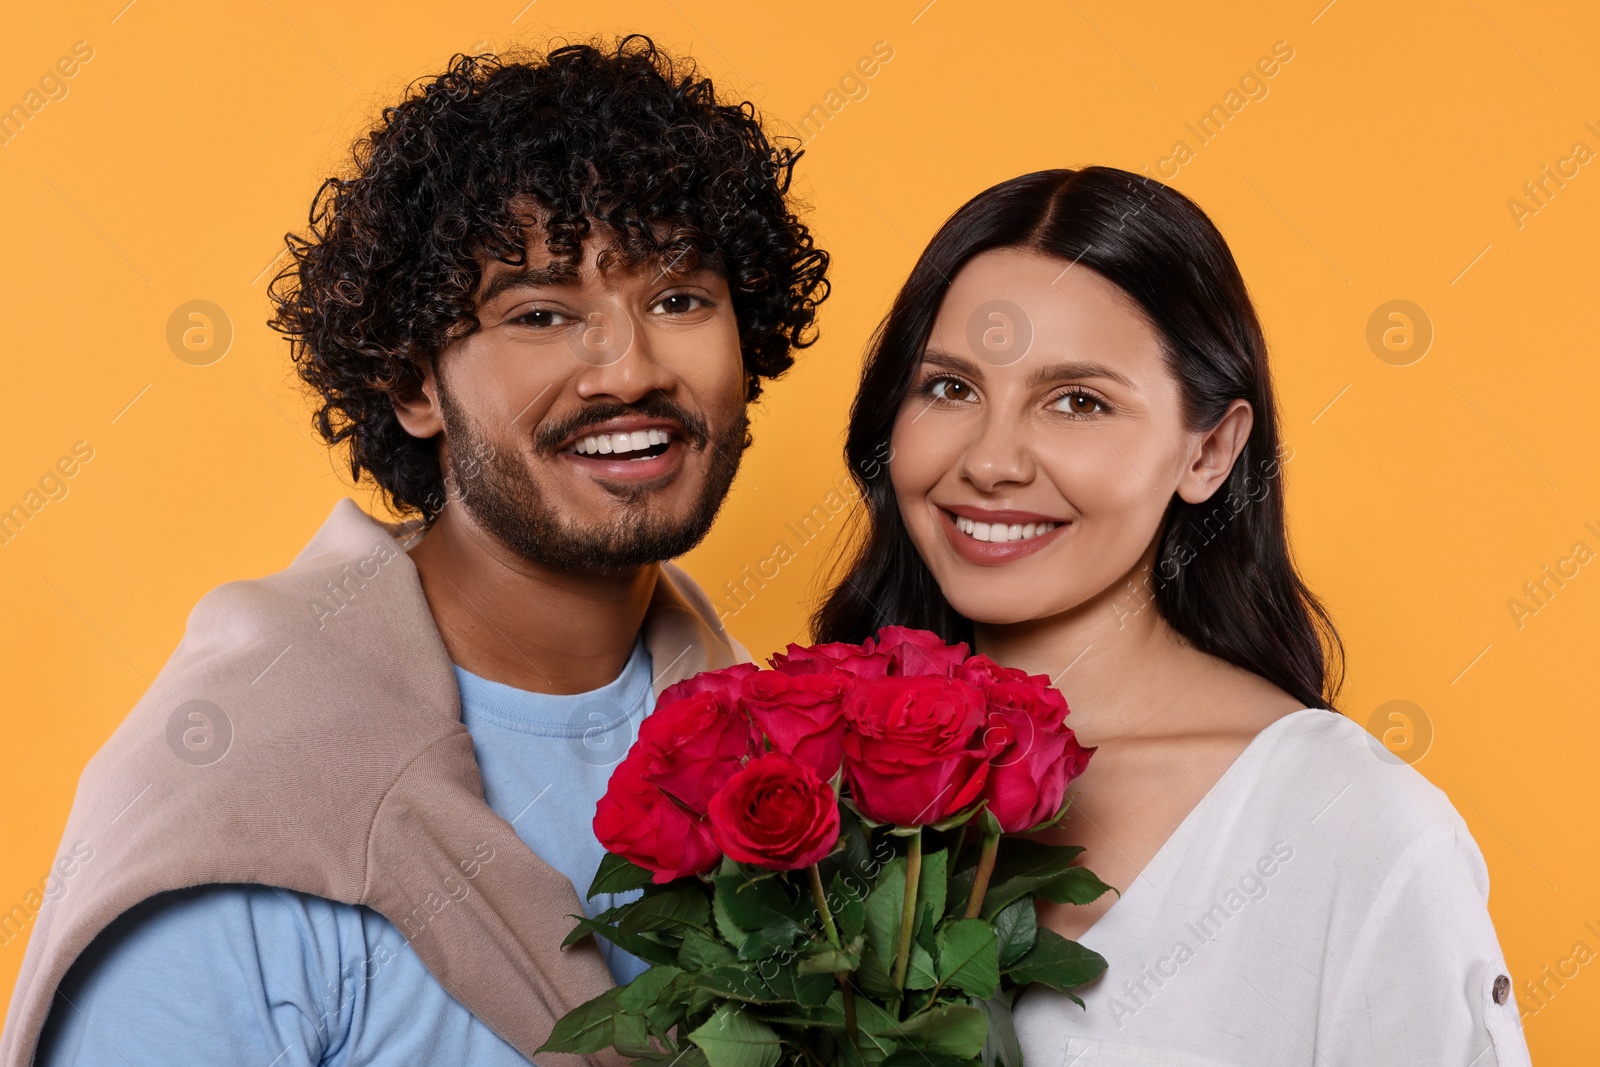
left=963, top=828, right=1001, bottom=919
left=807, top=863, right=858, bottom=1048
left=806, top=863, right=841, bottom=947
left=891, top=829, right=923, bottom=991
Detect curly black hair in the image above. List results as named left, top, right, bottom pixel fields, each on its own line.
left=268, top=34, right=830, bottom=522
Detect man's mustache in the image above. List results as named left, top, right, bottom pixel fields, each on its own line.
left=533, top=396, right=711, bottom=454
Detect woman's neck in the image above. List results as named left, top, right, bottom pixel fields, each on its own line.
left=972, top=558, right=1200, bottom=747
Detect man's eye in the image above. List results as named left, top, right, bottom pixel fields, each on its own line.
left=516, top=309, right=573, bottom=328
left=653, top=293, right=706, bottom=315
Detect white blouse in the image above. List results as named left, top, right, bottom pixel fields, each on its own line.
left=1012, top=708, right=1532, bottom=1066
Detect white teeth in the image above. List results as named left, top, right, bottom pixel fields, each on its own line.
left=571, top=428, right=674, bottom=456
left=953, top=513, right=1058, bottom=543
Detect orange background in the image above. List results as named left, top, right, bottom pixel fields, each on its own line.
left=2, top=0, right=1597, bottom=1058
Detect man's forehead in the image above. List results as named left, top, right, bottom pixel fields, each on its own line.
left=474, top=209, right=723, bottom=302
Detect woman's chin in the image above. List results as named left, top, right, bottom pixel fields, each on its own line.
left=943, top=592, right=1062, bottom=628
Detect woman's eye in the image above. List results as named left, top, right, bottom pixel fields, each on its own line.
left=930, top=377, right=976, bottom=403
left=1053, top=390, right=1106, bottom=416
left=653, top=293, right=705, bottom=315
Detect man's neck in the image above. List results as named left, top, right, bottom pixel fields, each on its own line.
left=405, top=506, right=658, bottom=695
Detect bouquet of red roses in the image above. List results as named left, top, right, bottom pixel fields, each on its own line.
left=539, top=626, right=1110, bottom=1067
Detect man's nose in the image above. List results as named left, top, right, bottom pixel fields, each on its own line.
left=570, top=303, right=675, bottom=405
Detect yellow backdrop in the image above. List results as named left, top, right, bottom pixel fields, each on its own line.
left=2, top=0, right=1596, bottom=1059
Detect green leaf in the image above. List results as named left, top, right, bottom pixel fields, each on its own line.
left=830, top=871, right=868, bottom=943
left=679, top=928, right=739, bottom=971
left=536, top=987, right=623, bottom=1055
left=930, top=800, right=987, bottom=833
left=855, top=943, right=899, bottom=998
left=883, top=1054, right=976, bottom=1067
left=714, top=875, right=800, bottom=932
left=619, top=884, right=710, bottom=936
left=977, top=989, right=1022, bottom=1067
left=935, top=918, right=1000, bottom=999
left=889, top=1003, right=988, bottom=1058
left=862, top=856, right=905, bottom=968
left=762, top=960, right=837, bottom=1006
left=905, top=941, right=938, bottom=990
left=915, top=848, right=948, bottom=933
left=832, top=993, right=899, bottom=1067
left=616, top=964, right=686, bottom=1029
left=991, top=898, right=1037, bottom=967
left=688, top=1004, right=783, bottom=1067
left=588, top=853, right=657, bottom=898
left=735, top=921, right=806, bottom=962
left=979, top=840, right=1089, bottom=919
left=796, top=935, right=861, bottom=976
left=745, top=999, right=848, bottom=1030
left=849, top=994, right=903, bottom=1049
left=945, top=864, right=976, bottom=921
left=1004, top=927, right=1107, bottom=993
left=689, top=966, right=777, bottom=1004
left=1035, top=867, right=1115, bottom=908
left=560, top=915, right=681, bottom=967
left=632, top=1043, right=710, bottom=1067
left=613, top=1011, right=657, bottom=1058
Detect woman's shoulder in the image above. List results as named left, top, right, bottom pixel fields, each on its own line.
left=1222, top=707, right=1487, bottom=885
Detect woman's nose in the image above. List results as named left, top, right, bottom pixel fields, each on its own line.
left=958, top=412, right=1035, bottom=492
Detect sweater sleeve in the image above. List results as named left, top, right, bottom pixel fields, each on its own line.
left=1320, top=817, right=1532, bottom=1065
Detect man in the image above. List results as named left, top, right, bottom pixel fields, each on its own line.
left=3, top=36, right=828, bottom=1067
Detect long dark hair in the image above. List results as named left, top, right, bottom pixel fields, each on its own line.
left=813, top=167, right=1343, bottom=712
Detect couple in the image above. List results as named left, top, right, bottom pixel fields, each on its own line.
left=3, top=36, right=1528, bottom=1067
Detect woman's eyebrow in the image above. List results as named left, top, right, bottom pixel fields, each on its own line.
left=919, top=348, right=985, bottom=377
left=1023, top=360, right=1136, bottom=390
left=921, top=347, right=1136, bottom=390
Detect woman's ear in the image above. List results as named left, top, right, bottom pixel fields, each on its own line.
left=1177, top=398, right=1253, bottom=504
left=392, top=358, right=444, bottom=439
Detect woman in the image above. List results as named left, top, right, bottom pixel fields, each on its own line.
left=815, top=168, right=1531, bottom=1065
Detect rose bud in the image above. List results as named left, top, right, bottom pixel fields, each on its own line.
left=742, top=670, right=849, bottom=780
left=873, top=626, right=969, bottom=678
left=637, top=685, right=759, bottom=814
left=707, top=752, right=841, bottom=871
left=842, top=674, right=990, bottom=827
left=769, top=640, right=890, bottom=679
left=978, top=679, right=1094, bottom=832
left=594, top=749, right=721, bottom=883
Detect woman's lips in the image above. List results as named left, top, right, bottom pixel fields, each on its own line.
left=937, top=506, right=1069, bottom=565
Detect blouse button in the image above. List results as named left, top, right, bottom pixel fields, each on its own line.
left=1492, top=974, right=1510, bottom=1004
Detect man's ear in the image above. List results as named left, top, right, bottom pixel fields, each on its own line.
left=392, top=358, right=444, bottom=439
left=1176, top=398, right=1253, bottom=504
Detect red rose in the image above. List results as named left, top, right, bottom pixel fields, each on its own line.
left=636, top=683, right=759, bottom=813
left=978, top=679, right=1094, bottom=832
left=769, top=640, right=889, bottom=679
left=957, top=652, right=1031, bottom=690
left=875, top=626, right=969, bottom=678
left=707, top=753, right=841, bottom=870
left=742, top=670, right=848, bottom=780
left=658, top=661, right=761, bottom=706
left=842, top=675, right=990, bottom=827
left=594, top=750, right=721, bottom=883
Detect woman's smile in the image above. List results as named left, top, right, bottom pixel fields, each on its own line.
left=935, top=503, right=1071, bottom=565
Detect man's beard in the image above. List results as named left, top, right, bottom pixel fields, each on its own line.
left=434, top=376, right=748, bottom=571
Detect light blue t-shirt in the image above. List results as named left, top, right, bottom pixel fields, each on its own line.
left=36, top=637, right=656, bottom=1066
